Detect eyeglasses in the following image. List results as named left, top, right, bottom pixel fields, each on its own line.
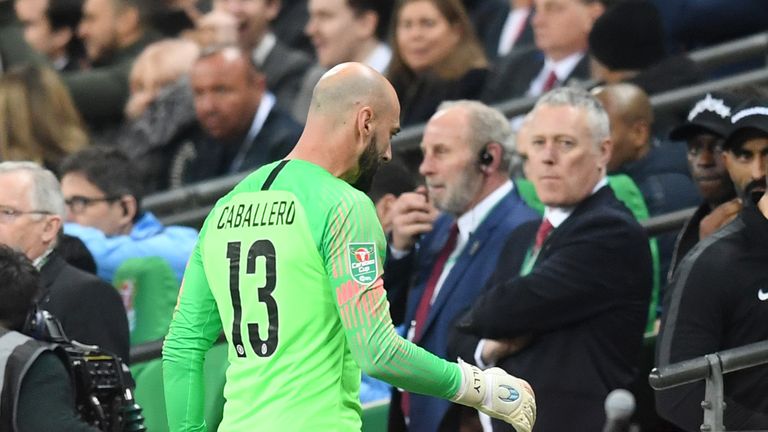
left=64, top=195, right=120, bottom=215
left=0, top=205, right=52, bottom=224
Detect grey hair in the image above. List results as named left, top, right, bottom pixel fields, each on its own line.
left=534, top=86, right=611, bottom=147
left=436, top=100, right=517, bottom=173
left=0, top=162, right=66, bottom=219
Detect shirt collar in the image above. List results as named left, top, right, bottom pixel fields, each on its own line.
left=544, top=176, right=607, bottom=227
left=544, top=51, right=585, bottom=82
left=252, top=32, right=277, bottom=67
left=365, top=42, right=392, bottom=74
left=457, top=180, right=514, bottom=239
left=229, top=92, right=276, bottom=172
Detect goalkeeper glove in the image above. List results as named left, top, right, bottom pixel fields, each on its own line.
left=451, top=358, right=536, bottom=432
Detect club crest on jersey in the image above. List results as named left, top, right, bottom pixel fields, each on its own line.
left=348, top=242, right=377, bottom=285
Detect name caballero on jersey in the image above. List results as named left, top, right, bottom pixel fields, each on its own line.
left=216, top=200, right=296, bottom=229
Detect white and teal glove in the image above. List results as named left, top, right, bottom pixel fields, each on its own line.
left=451, top=358, right=536, bottom=432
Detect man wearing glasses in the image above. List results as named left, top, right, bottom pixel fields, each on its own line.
left=0, top=161, right=129, bottom=361
left=59, top=146, right=198, bottom=284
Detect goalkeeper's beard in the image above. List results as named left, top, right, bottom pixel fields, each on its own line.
left=351, top=135, right=381, bottom=193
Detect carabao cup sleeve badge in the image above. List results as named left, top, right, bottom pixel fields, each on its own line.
left=348, top=242, right=378, bottom=285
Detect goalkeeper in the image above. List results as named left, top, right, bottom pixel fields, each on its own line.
left=162, top=62, right=536, bottom=432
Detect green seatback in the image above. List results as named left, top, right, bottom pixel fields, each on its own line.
left=113, top=257, right=180, bottom=345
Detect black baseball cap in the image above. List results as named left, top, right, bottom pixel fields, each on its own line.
left=669, top=93, right=736, bottom=141
left=723, top=99, right=768, bottom=150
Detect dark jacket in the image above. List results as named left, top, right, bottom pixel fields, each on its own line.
left=39, top=253, right=130, bottom=362
left=259, top=38, right=313, bottom=114
left=167, top=106, right=302, bottom=188
left=656, top=205, right=768, bottom=431
left=394, top=68, right=489, bottom=127
left=451, top=186, right=653, bottom=432
left=0, top=328, right=98, bottom=432
left=481, top=47, right=591, bottom=105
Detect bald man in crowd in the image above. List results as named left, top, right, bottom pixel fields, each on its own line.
left=593, top=83, right=699, bottom=288
left=166, top=44, right=302, bottom=188
left=162, top=62, right=536, bottom=432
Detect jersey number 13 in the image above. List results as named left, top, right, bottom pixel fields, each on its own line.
left=226, top=240, right=279, bottom=358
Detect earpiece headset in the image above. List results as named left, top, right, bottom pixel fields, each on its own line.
left=478, top=146, right=493, bottom=168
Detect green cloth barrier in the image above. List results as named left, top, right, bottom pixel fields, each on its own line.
left=361, top=399, right=390, bottom=432
left=517, top=176, right=661, bottom=333
left=131, top=343, right=229, bottom=431
left=113, top=257, right=180, bottom=345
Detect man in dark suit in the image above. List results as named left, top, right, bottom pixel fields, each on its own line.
left=212, top=0, right=312, bottom=114
left=482, top=0, right=605, bottom=104
left=385, top=100, right=538, bottom=432
left=168, top=45, right=302, bottom=188
left=0, top=162, right=129, bottom=362
left=452, top=87, right=653, bottom=431
left=475, top=0, right=535, bottom=62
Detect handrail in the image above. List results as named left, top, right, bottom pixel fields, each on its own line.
left=688, top=31, right=768, bottom=71
left=649, top=339, right=768, bottom=390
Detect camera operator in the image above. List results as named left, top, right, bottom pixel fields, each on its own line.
left=0, top=244, right=100, bottom=431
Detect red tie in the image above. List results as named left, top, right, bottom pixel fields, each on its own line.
left=402, top=223, right=458, bottom=418
left=542, top=70, right=558, bottom=93
left=534, top=218, right=554, bottom=252
left=412, top=223, right=459, bottom=342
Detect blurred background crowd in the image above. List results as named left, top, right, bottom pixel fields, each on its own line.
left=0, top=0, right=767, bottom=431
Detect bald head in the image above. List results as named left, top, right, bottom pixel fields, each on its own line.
left=592, top=83, right=653, bottom=171
left=309, top=62, right=400, bottom=125
left=290, top=63, right=401, bottom=190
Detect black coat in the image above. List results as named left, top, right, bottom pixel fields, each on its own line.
left=39, top=253, right=130, bottom=362
left=168, top=106, right=302, bottom=188
left=481, top=48, right=591, bottom=104
left=394, top=68, right=488, bottom=127
left=450, top=187, right=653, bottom=432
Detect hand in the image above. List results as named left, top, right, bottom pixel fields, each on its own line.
left=389, top=186, right=439, bottom=251
left=699, top=198, right=741, bottom=239
left=452, top=359, right=536, bottom=432
left=481, top=337, right=531, bottom=365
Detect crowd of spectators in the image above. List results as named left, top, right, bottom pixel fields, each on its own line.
left=0, top=0, right=767, bottom=430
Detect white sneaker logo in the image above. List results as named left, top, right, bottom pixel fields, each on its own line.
left=759, top=289, right=768, bottom=301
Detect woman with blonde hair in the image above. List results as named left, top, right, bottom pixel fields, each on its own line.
left=0, top=65, right=88, bottom=171
left=387, top=0, right=489, bottom=126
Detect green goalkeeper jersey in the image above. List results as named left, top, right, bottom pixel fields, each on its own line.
left=163, top=160, right=462, bottom=431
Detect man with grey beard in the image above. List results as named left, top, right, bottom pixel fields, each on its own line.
left=385, top=100, right=538, bottom=432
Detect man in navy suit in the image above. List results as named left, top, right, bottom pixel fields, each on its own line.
left=385, top=100, right=538, bottom=432
left=482, top=0, right=606, bottom=104
left=452, top=87, right=653, bottom=431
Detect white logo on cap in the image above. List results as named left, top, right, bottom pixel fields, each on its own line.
left=687, top=94, right=731, bottom=121
left=731, top=106, right=768, bottom=124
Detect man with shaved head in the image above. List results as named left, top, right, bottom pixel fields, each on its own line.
left=593, top=83, right=699, bottom=288
left=163, top=62, right=536, bottom=432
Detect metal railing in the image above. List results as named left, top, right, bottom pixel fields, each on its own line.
left=649, top=340, right=768, bottom=431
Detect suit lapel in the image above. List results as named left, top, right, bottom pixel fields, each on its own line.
left=418, top=192, right=521, bottom=339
